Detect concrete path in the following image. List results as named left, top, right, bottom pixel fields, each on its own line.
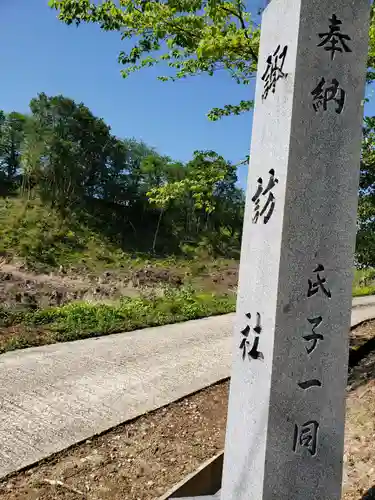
left=0, top=296, right=374, bottom=478
left=350, top=295, right=375, bottom=324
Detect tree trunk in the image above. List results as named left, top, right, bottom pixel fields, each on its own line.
left=152, top=208, right=164, bottom=254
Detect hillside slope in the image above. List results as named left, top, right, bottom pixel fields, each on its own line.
left=0, top=195, right=238, bottom=353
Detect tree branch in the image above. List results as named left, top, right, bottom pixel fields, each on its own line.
left=220, top=4, right=258, bottom=63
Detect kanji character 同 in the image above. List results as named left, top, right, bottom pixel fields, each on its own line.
left=293, top=420, right=319, bottom=456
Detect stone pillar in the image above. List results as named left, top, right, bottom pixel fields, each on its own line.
left=221, top=0, right=370, bottom=499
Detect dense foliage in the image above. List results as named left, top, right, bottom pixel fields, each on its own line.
left=48, top=0, right=375, bottom=120
left=44, top=0, right=375, bottom=267
left=3, top=92, right=375, bottom=265
left=0, top=93, right=244, bottom=258
left=49, top=0, right=260, bottom=121
left=357, top=117, right=375, bottom=266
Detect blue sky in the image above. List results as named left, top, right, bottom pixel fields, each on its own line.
left=0, top=1, right=373, bottom=190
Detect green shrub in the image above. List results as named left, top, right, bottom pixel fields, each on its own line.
left=0, top=287, right=236, bottom=353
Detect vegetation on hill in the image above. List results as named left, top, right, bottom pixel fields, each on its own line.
left=46, top=0, right=375, bottom=265
left=0, top=93, right=243, bottom=353
left=1, top=90, right=375, bottom=354
left=0, top=191, right=238, bottom=354
left=0, top=94, right=244, bottom=260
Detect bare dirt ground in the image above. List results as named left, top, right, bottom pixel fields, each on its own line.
left=344, top=332, right=375, bottom=500
left=0, top=261, right=238, bottom=311
left=0, top=382, right=229, bottom=500
left=350, top=321, right=375, bottom=350
left=0, top=322, right=373, bottom=500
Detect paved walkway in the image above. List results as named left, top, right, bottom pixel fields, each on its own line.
left=0, top=296, right=375, bottom=478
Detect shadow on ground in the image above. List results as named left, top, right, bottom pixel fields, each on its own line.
left=348, top=322, right=375, bottom=392
left=348, top=347, right=375, bottom=392
left=362, top=486, right=375, bottom=499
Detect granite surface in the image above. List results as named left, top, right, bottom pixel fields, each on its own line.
left=220, top=0, right=370, bottom=499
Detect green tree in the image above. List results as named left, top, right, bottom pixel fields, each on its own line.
left=49, top=0, right=260, bottom=121
left=148, top=150, right=234, bottom=213
left=356, top=116, right=375, bottom=266
left=2, top=91, right=245, bottom=258
left=21, top=93, right=123, bottom=212
left=49, top=1, right=375, bottom=120
left=0, top=111, right=27, bottom=189
left=147, top=150, right=241, bottom=253
left=138, top=154, right=184, bottom=252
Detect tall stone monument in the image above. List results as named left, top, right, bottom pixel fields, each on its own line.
left=219, top=0, right=370, bottom=499
left=176, top=1, right=370, bottom=499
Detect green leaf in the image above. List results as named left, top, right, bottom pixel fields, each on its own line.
left=50, top=0, right=260, bottom=120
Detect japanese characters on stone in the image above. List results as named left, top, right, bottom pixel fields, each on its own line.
left=304, top=316, right=323, bottom=355
left=256, top=43, right=286, bottom=224
left=249, top=12, right=354, bottom=461
left=311, top=78, right=346, bottom=114
left=239, top=312, right=263, bottom=361
left=311, top=15, right=352, bottom=115
left=293, top=420, right=319, bottom=457
left=307, top=264, right=331, bottom=299
left=292, top=15, right=353, bottom=457
left=261, top=45, right=288, bottom=101
left=293, top=264, right=331, bottom=457
left=256, top=43, right=284, bottom=225
left=251, top=169, right=279, bottom=225
left=318, top=14, right=352, bottom=60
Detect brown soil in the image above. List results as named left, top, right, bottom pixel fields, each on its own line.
left=0, top=323, right=373, bottom=500
left=0, top=261, right=238, bottom=313
left=0, top=263, right=182, bottom=310
left=344, top=334, right=375, bottom=500
left=350, top=320, right=375, bottom=350
left=0, top=382, right=229, bottom=500
left=0, top=324, right=48, bottom=350
left=189, top=262, right=238, bottom=295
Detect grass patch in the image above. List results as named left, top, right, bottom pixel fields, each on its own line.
left=0, top=287, right=236, bottom=354
left=2, top=196, right=375, bottom=356
left=1, top=273, right=375, bottom=355
left=0, top=196, right=133, bottom=272
left=353, top=268, right=375, bottom=297
left=353, top=285, right=375, bottom=297
left=0, top=195, right=237, bottom=283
